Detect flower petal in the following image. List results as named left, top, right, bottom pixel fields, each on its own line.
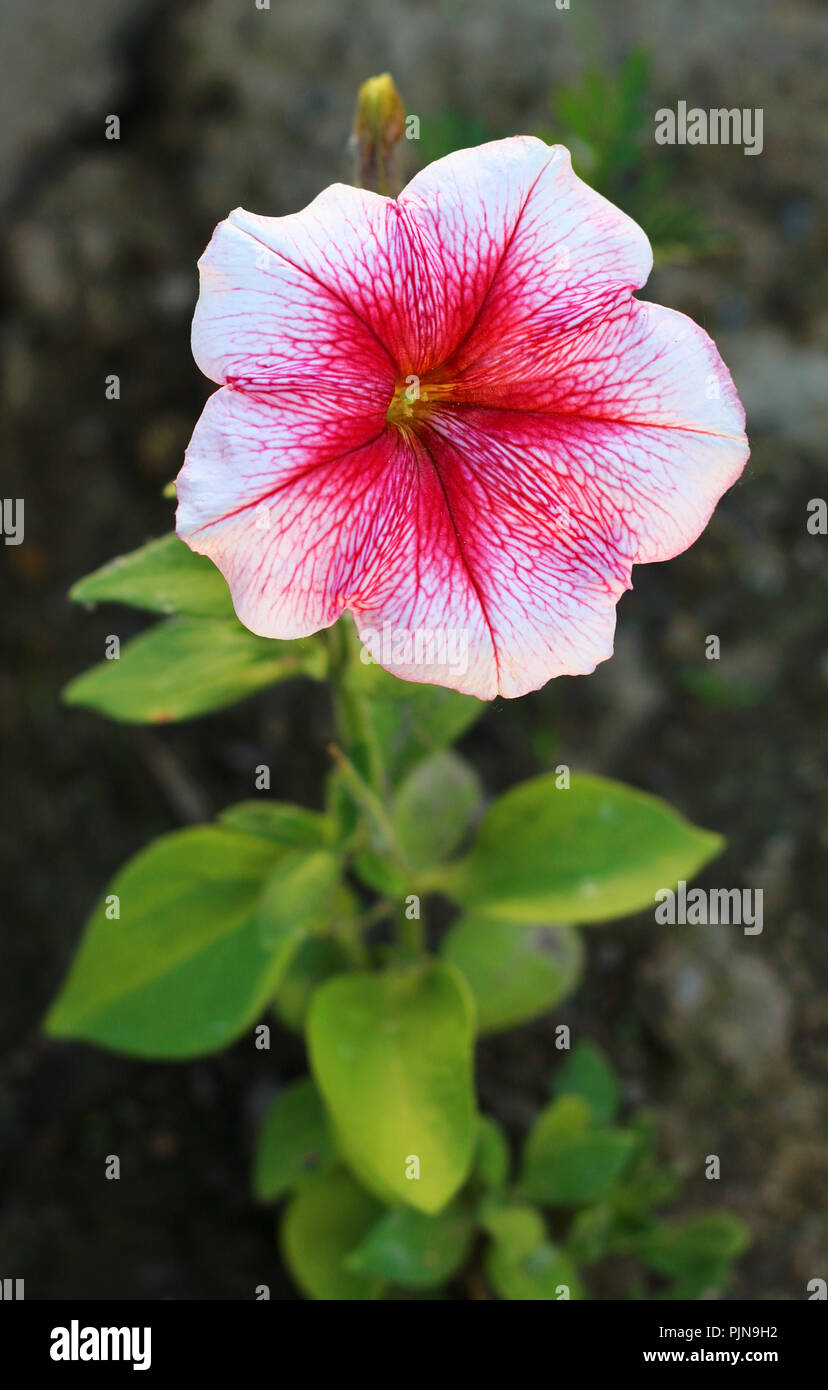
left=390, top=301, right=749, bottom=698
left=178, top=141, right=747, bottom=703
left=192, top=193, right=403, bottom=403
left=364, top=418, right=621, bottom=700
left=446, top=297, right=748, bottom=561
left=399, top=137, right=652, bottom=371
left=176, top=386, right=414, bottom=639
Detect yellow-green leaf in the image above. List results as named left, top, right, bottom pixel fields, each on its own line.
left=441, top=917, right=583, bottom=1033
left=253, top=1078, right=335, bottom=1202
left=438, top=773, right=723, bottom=924
left=308, top=963, right=476, bottom=1214
left=45, top=828, right=311, bottom=1057
left=280, top=1166, right=384, bottom=1301
left=70, top=533, right=234, bottom=619
left=64, top=617, right=324, bottom=723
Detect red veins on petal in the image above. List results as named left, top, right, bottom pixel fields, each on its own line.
left=176, top=137, right=749, bottom=699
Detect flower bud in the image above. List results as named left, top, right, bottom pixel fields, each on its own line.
left=351, top=72, right=405, bottom=196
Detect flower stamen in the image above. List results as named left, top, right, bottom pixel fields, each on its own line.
left=385, top=374, right=457, bottom=429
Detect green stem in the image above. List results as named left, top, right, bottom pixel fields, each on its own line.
left=325, top=620, right=428, bottom=958
left=328, top=743, right=407, bottom=873
left=325, top=622, right=384, bottom=794
left=399, top=908, right=425, bottom=958
left=355, top=897, right=394, bottom=933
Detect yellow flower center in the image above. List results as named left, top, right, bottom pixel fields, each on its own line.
left=385, top=373, right=457, bottom=429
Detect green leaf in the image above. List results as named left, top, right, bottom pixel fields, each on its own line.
left=253, top=1078, right=335, bottom=1202
left=64, top=617, right=325, bottom=723
left=565, top=1204, right=615, bottom=1265
left=519, top=1095, right=637, bottom=1207
left=218, top=801, right=334, bottom=848
left=45, top=827, right=306, bottom=1058
left=256, top=849, right=341, bottom=949
left=347, top=1202, right=474, bottom=1290
left=70, top=533, right=235, bottom=619
left=351, top=658, right=483, bottom=786
left=308, top=963, right=477, bottom=1213
left=392, top=751, right=483, bottom=869
left=349, top=845, right=407, bottom=898
left=479, top=1195, right=546, bottom=1260
left=438, top=772, right=724, bottom=924
left=606, top=1117, right=681, bottom=1227
left=272, top=932, right=357, bottom=1034
left=486, top=1241, right=581, bottom=1301
left=628, top=1213, right=750, bottom=1299
left=524, top=1092, right=591, bottom=1150
left=440, top=917, right=583, bottom=1034
left=352, top=750, right=482, bottom=896
left=280, top=1166, right=384, bottom=1301
left=470, top=1115, right=511, bottom=1191
left=554, top=1041, right=620, bottom=1125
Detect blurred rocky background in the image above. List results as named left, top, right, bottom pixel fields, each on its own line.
left=1, top=0, right=826, bottom=1298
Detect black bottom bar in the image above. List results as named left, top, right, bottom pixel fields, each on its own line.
left=0, top=1299, right=821, bottom=1377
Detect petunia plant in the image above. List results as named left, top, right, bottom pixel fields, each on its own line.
left=48, top=74, right=749, bottom=1299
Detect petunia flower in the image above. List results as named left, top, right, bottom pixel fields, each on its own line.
left=176, top=138, right=748, bottom=700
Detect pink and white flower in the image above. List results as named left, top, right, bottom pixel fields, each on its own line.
left=176, top=138, right=748, bottom=700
